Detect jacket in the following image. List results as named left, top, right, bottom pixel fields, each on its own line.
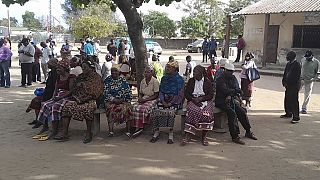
left=282, top=60, right=301, bottom=89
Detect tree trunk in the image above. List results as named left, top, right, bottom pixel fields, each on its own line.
left=113, top=0, right=147, bottom=87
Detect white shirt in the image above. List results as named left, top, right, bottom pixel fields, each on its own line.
left=19, top=44, right=35, bottom=63
left=240, top=60, right=257, bottom=79
left=192, top=77, right=207, bottom=109
left=101, top=61, right=113, bottom=80
left=41, top=47, right=51, bottom=64
left=70, top=66, right=83, bottom=76
left=124, top=44, right=130, bottom=56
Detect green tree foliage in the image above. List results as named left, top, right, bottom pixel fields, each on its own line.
left=143, top=11, right=176, bottom=39
left=181, top=0, right=225, bottom=38
left=180, top=16, right=207, bottom=39
left=113, top=22, right=128, bottom=37
left=226, top=0, right=259, bottom=37
left=22, top=11, right=43, bottom=30
left=70, top=2, right=116, bottom=38
left=0, top=17, right=19, bottom=27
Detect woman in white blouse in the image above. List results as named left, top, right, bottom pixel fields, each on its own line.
left=240, top=52, right=257, bottom=107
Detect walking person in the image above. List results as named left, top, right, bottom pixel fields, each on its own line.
left=40, top=42, right=51, bottom=83
left=240, top=53, right=257, bottom=107
left=107, top=39, right=117, bottom=63
left=235, top=35, right=245, bottom=63
left=300, top=50, right=320, bottom=114
left=32, top=43, right=42, bottom=83
left=0, top=38, right=13, bottom=88
left=18, top=38, right=35, bottom=87
left=280, top=51, right=301, bottom=123
left=202, top=37, right=209, bottom=63
left=208, top=36, right=217, bottom=60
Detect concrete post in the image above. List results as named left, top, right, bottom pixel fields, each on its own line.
left=262, top=14, right=270, bottom=67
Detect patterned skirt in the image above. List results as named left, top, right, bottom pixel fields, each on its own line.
left=62, top=100, right=97, bottom=121
left=105, top=102, right=133, bottom=124
left=151, top=106, right=177, bottom=129
left=185, top=101, right=214, bottom=135
left=37, top=90, right=69, bottom=123
left=27, top=96, right=43, bottom=111
left=132, top=100, right=157, bottom=128
left=241, top=78, right=254, bottom=100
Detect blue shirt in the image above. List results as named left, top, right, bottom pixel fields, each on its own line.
left=202, top=40, right=209, bottom=51
left=208, top=40, right=217, bottom=51
left=84, top=43, right=95, bottom=55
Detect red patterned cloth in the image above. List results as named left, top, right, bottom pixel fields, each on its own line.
left=132, top=100, right=157, bottom=128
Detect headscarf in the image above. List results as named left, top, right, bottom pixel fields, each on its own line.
left=58, top=58, right=70, bottom=69
left=47, top=58, right=58, bottom=68
left=160, top=71, right=184, bottom=95
left=166, top=60, right=179, bottom=70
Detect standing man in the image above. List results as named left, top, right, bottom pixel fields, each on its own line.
left=184, top=55, right=197, bottom=80
left=202, top=37, right=209, bottom=63
left=40, top=42, right=51, bottom=83
left=31, top=43, right=42, bottom=83
left=281, top=51, right=301, bottom=123
left=18, top=38, right=35, bottom=87
left=0, top=38, right=13, bottom=88
left=107, top=39, right=117, bottom=62
left=84, top=38, right=95, bottom=56
left=221, top=35, right=227, bottom=58
left=235, top=35, right=245, bottom=63
left=124, top=40, right=131, bottom=60
left=208, top=36, right=217, bottom=60
left=300, top=50, right=320, bottom=114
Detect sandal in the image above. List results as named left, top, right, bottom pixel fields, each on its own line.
left=202, top=138, right=209, bottom=146
left=38, top=135, right=49, bottom=141
left=108, top=132, right=114, bottom=137
left=150, top=136, right=159, bottom=143
left=180, top=138, right=189, bottom=146
left=32, top=134, right=48, bottom=139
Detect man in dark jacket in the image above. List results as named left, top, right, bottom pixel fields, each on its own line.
left=215, top=63, right=257, bottom=145
left=281, top=51, right=301, bottom=123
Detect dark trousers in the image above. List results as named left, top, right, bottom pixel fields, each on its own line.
left=202, top=51, right=208, bottom=62
left=21, top=63, right=33, bottom=86
left=209, top=50, right=217, bottom=60
left=284, top=86, right=300, bottom=119
left=235, top=48, right=242, bottom=62
left=216, top=102, right=251, bottom=139
left=221, top=50, right=226, bottom=58
left=0, top=60, right=11, bottom=87
left=32, top=63, right=41, bottom=82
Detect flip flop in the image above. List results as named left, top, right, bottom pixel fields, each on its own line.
left=32, top=134, right=48, bottom=139
left=38, top=135, right=49, bottom=141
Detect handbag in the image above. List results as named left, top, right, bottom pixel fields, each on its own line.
left=246, top=67, right=260, bottom=81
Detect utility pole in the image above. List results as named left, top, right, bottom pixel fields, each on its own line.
left=48, top=0, right=52, bottom=33
left=7, top=7, right=11, bottom=39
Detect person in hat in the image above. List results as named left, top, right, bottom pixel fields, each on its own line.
left=213, top=58, right=229, bottom=86
left=299, top=50, right=319, bottom=114
left=215, top=63, right=257, bottom=145
left=281, top=51, right=301, bottom=123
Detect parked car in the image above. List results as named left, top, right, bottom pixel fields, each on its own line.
left=187, top=39, right=204, bottom=53
left=145, top=41, right=162, bottom=55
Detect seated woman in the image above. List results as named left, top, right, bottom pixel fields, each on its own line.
left=56, top=60, right=104, bottom=143
left=70, top=56, right=83, bottom=76
left=104, top=67, right=133, bottom=137
left=35, top=59, right=76, bottom=140
left=181, top=65, right=214, bottom=146
left=26, top=58, right=58, bottom=128
left=131, top=66, right=159, bottom=136
left=150, top=60, right=184, bottom=144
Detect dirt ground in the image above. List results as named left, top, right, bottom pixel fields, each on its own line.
left=0, top=51, right=320, bottom=180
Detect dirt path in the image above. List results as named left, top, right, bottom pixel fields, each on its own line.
left=0, top=58, right=320, bottom=180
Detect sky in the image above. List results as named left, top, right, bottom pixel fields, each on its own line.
left=0, top=0, right=229, bottom=28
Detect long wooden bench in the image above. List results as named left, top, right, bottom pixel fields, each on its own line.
left=92, top=106, right=228, bottom=136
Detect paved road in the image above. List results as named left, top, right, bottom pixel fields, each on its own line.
left=1, top=52, right=320, bottom=180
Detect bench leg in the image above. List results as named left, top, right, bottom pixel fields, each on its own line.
left=213, top=112, right=227, bottom=133
left=180, top=115, right=186, bottom=135
left=92, top=113, right=101, bottom=136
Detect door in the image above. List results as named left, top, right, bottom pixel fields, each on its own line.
left=265, top=25, right=280, bottom=63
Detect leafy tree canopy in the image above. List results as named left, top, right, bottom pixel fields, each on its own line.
left=180, top=16, right=208, bottom=39
left=22, top=11, right=43, bottom=30
left=143, top=11, right=176, bottom=39
left=0, top=17, right=19, bottom=27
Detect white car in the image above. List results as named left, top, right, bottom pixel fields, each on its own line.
left=152, top=42, right=163, bottom=55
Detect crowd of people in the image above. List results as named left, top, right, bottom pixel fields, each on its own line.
left=1, top=35, right=318, bottom=146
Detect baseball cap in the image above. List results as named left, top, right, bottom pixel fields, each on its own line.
left=304, top=50, right=313, bottom=58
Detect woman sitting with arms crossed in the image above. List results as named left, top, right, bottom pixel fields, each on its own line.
left=104, top=67, right=133, bottom=138
left=181, top=65, right=214, bottom=146
left=150, top=60, right=184, bottom=144
left=131, top=66, right=159, bottom=137
left=56, top=60, right=104, bottom=143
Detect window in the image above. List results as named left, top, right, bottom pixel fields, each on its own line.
left=292, top=25, right=320, bottom=48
